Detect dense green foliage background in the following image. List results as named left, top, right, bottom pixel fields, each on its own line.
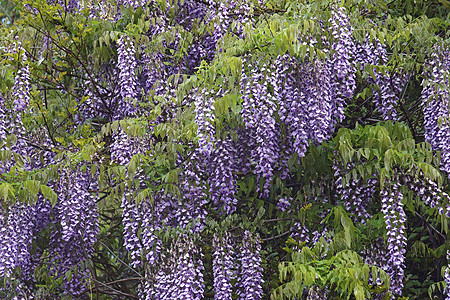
left=0, top=0, right=450, bottom=299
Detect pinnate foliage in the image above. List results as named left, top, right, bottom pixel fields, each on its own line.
left=0, top=0, right=449, bottom=299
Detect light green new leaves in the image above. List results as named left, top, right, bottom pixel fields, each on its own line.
left=40, top=184, right=58, bottom=207
left=272, top=247, right=389, bottom=300
left=0, top=182, right=14, bottom=202
left=334, top=122, right=442, bottom=188
left=0, top=181, right=58, bottom=206
left=23, top=180, right=40, bottom=198
left=272, top=207, right=389, bottom=299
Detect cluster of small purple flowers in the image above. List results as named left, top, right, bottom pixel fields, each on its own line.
left=329, top=6, right=356, bottom=122
left=380, top=177, right=407, bottom=296
left=404, top=170, right=450, bottom=216
left=121, top=190, right=145, bottom=268
left=194, top=89, right=216, bottom=155
left=117, top=35, right=139, bottom=114
left=237, top=231, right=264, bottom=300
left=361, top=237, right=390, bottom=287
left=274, top=55, right=308, bottom=158
left=118, top=0, right=149, bottom=9
left=333, top=160, right=373, bottom=223
left=0, top=196, right=53, bottom=291
left=368, top=38, right=407, bottom=121
left=0, top=203, right=35, bottom=279
left=277, top=196, right=291, bottom=212
left=241, top=61, right=279, bottom=196
left=336, top=173, right=375, bottom=224
left=151, top=235, right=204, bottom=300
left=209, top=138, right=238, bottom=214
left=47, top=168, right=98, bottom=296
left=273, top=55, right=340, bottom=165
left=290, top=221, right=311, bottom=245
left=445, top=250, right=450, bottom=300
left=111, top=127, right=151, bottom=165
left=47, top=0, right=79, bottom=12
left=11, top=45, right=30, bottom=113
left=422, top=43, right=450, bottom=176
left=213, top=232, right=235, bottom=300
left=307, top=286, right=328, bottom=300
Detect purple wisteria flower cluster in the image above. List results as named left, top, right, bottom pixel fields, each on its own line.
left=422, top=43, right=450, bottom=176
left=380, top=177, right=407, bottom=296
left=121, top=181, right=166, bottom=269
left=47, top=168, right=99, bottom=296
left=241, top=61, right=280, bottom=196
left=121, top=189, right=145, bottom=268
left=117, top=35, right=139, bottom=116
left=334, top=163, right=375, bottom=224
left=360, top=237, right=390, bottom=287
left=237, top=231, right=264, bottom=300
left=151, top=234, right=204, bottom=299
left=306, top=285, right=328, bottom=300
left=209, top=137, right=238, bottom=214
left=118, top=0, right=149, bottom=9
left=354, top=36, right=400, bottom=121
left=404, top=170, right=450, bottom=216
left=213, top=232, right=235, bottom=300
left=194, top=89, right=216, bottom=155
left=329, top=6, right=356, bottom=122
left=12, top=50, right=30, bottom=113
left=445, top=250, right=450, bottom=300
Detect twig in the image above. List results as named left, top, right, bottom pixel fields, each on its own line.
left=98, top=241, right=143, bottom=277
left=262, top=230, right=290, bottom=242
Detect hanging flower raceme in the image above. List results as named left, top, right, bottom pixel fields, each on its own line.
left=208, top=137, right=238, bottom=214
left=329, top=5, right=356, bottom=123
left=444, top=251, right=450, bottom=300
left=47, top=168, right=99, bottom=296
left=364, top=37, right=407, bottom=121
left=241, top=61, right=280, bottom=196
left=213, top=232, right=235, bottom=300
left=175, top=149, right=209, bottom=233
left=274, top=54, right=336, bottom=165
left=117, top=35, right=139, bottom=116
left=404, top=170, right=450, bottom=216
left=422, top=43, right=450, bottom=176
left=122, top=189, right=145, bottom=268
left=194, top=89, right=216, bottom=155
left=380, top=176, right=407, bottom=296
left=334, top=161, right=375, bottom=224
left=152, top=235, right=204, bottom=300
left=11, top=45, right=31, bottom=113
left=237, top=231, right=264, bottom=300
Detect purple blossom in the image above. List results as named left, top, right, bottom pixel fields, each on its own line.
left=47, top=168, right=99, bottom=296
left=277, top=196, right=291, bottom=212
left=213, top=232, right=235, bottom=299
left=444, top=251, right=450, bottom=300
left=194, top=89, right=216, bottom=155
left=118, top=0, right=149, bottom=9
left=380, top=178, right=406, bottom=296
left=241, top=61, right=280, bottom=196
left=329, top=6, right=356, bottom=122
left=151, top=235, right=204, bottom=299
left=335, top=163, right=375, bottom=224
left=117, top=35, right=139, bottom=115
left=209, top=137, right=238, bottom=214
left=237, top=231, right=264, bottom=300
left=422, top=44, right=450, bottom=176
left=10, top=42, right=31, bottom=113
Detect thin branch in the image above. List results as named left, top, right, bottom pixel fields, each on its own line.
left=98, top=241, right=143, bottom=277
left=262, top=230, right=290, bottom=242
